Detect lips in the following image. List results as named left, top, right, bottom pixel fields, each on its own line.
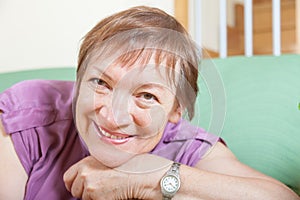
left=93, top=122, right=133, bottom=145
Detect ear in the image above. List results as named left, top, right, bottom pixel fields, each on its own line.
left=168, top=103, right=182, bottom=123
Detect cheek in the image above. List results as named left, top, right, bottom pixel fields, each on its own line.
left=134, top=129, right=165, bottom=153
left=149, top=105, right=168, bottom=127
left=76, top=88, right=99, bottom=115
left=75, top=92, right=95, bottom=135
left=132, top=105, right=168, bottom=138
left=76, top=100, right=91, bottom=123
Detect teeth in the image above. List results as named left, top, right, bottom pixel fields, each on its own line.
left=99, top=127, right=128, bottom=140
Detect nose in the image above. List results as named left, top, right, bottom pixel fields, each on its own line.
left=98, top=103, right=133, bottom=129
left=112, top=90, right=153, bottom=128
left=96, top=90, right=134, bottom=129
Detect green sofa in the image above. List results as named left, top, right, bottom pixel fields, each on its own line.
left=0, top=54, right=299, bottom=195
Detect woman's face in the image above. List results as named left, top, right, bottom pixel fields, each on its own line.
left=75, top=57, right=181, bottom=167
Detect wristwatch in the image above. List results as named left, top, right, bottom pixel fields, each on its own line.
left=160, top=162, right=181, bottom=199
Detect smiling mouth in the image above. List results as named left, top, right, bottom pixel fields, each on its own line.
left=100, top=127, right=132, bottom=140
left=94, top=123, right=134, bottom=144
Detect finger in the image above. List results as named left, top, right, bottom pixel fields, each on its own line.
left=63, top=163, right=79, bottom=192
left=70, top=172, right=85, bottom=198
left=82, top=189, right=93, bottom=200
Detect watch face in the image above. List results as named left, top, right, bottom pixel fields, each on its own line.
left=161, top=175, right=180, bottom=193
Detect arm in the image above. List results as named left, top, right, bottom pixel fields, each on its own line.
left=173, top=142, right=300, bottom=200
left=64, top=142, right=300, bottom=200
left=0, top=112, right=28, bottom=199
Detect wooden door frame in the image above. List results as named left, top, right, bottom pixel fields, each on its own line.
left=297, top=0, right=300, bottom=53
left=174, top=0, right=189, bottom=29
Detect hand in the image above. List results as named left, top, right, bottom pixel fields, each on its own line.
left=64, top=156, right=131, bottom=199
left=63, top=155, right=170, bottom=200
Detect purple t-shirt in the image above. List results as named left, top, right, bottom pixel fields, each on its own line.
left=0, top=80, right=220, bottom=200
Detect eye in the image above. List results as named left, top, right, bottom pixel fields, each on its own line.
left=89, top=78, right=111, bottom=91
left=94, top=78, right=108, bottom=87
left=142, top=93, right=157, bottom=101
left=137, top=92, right=158, bottom=102
left=135, top=92, right=160, bottom=108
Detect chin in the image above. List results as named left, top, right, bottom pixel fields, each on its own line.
left=89, top=146, right=137, bottom=168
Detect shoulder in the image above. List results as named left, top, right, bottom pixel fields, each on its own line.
left=0, top=79, right=75, bottom=106
left=0, top=80, right=75, bottom=133
left=0, top=79, right=75, bottom=112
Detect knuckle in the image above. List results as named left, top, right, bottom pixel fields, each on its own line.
left=85, top=184, right=98, bottom=196
left=79, top=171, right=88, bottom=180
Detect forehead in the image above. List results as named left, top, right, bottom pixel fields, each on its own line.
left=93, top=55, right=180, bottom=89
left=88, top=48, right=180, bottom=83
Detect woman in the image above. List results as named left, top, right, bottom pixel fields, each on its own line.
left=1, top=6, right=299, bottom=200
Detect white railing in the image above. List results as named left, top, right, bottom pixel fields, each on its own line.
left=195, top=0, right=282, bottom=58
left=219, top=0, right=227, bottom=58
left=272, top=0, right=281, bottom=56
left=244, top=0, right=253, bottom=57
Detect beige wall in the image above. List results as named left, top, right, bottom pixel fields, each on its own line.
left=0, top=1, right=173, bottom=73
left=227, top=0, right=244, bottom=27
left=188, top=0, right=219, bottom=52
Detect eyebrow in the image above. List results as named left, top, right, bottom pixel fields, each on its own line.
left=139, top=83, right=170, bottom=93
left=91, top=65, right=175, bottom=92
left=91, top=66, right=114, bottom=82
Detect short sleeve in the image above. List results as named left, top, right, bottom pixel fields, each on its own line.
left=0, top=80, right=75, bottom=174
left=0, top=80, right=89, bottom=199
left=151, top=119, right=221, bottom=166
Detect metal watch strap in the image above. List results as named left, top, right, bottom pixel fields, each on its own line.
left=161, top=162, right=181, bottom=200
left=169, top=162, right=180, bottom=175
